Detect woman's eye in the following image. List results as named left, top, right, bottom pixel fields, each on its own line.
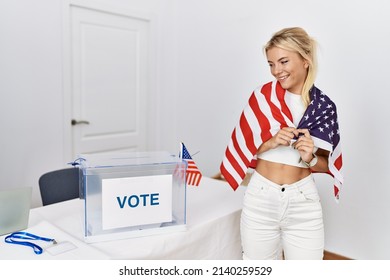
left=281, top=60, right=288, bottom=64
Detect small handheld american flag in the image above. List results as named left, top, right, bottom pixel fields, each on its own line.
left=179, top=142, right=202, bottom=186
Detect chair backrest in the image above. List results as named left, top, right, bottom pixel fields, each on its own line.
left=39, top=168, right=80, bottom=206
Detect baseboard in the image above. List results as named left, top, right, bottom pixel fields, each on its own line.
left=323, top=250, right=352, bottom=260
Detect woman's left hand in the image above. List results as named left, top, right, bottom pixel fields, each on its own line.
left=292, top=128, right=315, bottom=162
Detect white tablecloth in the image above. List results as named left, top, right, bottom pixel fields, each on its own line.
left=0, top=177, right=246, bottom=260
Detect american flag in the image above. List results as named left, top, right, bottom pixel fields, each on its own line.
left=180, top=142, right=202, bottom=186
left=220, top=80, right=343, bottom=200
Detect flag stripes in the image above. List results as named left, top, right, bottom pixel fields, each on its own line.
left=186, top=160, right=202, bottom=186
left=221, top=80, right=344, bottom=200
left=180, top=142, right=202, bottom=187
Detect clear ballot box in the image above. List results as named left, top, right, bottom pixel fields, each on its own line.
left=78, top=151, right=187, bottom=243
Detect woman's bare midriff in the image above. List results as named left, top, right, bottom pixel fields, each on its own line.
left=255, top=159, right=311, bottom=185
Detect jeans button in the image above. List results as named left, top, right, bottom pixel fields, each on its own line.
left=281, top=187, right=285, bottom=192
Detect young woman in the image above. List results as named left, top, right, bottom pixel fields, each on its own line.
left=220, top=27, right=343, bottom=260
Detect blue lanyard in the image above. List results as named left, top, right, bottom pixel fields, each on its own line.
left=4, top=231, right=56, bottom=255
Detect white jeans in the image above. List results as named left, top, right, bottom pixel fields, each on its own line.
left=240, top=171, right=324, bottom=260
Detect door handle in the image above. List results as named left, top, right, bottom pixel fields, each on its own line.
left=71, top=119, right=90, bottom=126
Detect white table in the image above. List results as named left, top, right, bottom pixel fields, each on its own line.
left=0, top=177, right=246, bottom=260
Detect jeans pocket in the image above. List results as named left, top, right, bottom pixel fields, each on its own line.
left=246, top=181, right=262, bottom=195
left=243, top=183, right=266, bottom=208
left=300, top=188, right=320, bottom=202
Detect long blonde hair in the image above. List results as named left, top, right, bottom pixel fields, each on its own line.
left=264, top=27, right=317, bottom=107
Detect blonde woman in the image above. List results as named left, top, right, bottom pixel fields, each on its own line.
left=221, top=27, right=343, bottom=260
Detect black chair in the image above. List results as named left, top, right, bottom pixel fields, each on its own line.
left=39, top=167, right=80, bottom=206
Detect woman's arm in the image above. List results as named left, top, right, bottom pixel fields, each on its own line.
left=293, top=128, right=329, bottom=172
left=305, top=148, right=330, bottom=172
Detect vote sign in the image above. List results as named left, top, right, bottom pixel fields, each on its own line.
left=101, top=174, right=173, bottom=230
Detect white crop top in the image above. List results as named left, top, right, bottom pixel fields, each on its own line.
left=257, top=91, right=309, bottom=168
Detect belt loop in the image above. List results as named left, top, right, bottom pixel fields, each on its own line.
left=296, top=183, right=304, bottom=195
left=261, top=184, right=269, bottom=193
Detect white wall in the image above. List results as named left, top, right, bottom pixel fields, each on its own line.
left=0, top=0, right=65, bottom=210
left=0, top=0, right=179, bottom=208
left=1, top=0, right=389, bottom=259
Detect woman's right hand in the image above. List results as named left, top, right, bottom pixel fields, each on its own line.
left=263, top=127, right=298, bottom=150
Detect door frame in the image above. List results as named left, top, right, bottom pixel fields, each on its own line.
left=62, top=0, right=158, bottom=162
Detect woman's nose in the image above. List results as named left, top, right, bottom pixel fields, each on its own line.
left=272, top=64, right=282, bottom=75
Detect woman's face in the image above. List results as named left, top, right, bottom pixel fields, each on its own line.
left=266, top=47, right=308, bottom=94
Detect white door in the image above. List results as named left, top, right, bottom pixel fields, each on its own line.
left=70, top=6, right=150, bottom=157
